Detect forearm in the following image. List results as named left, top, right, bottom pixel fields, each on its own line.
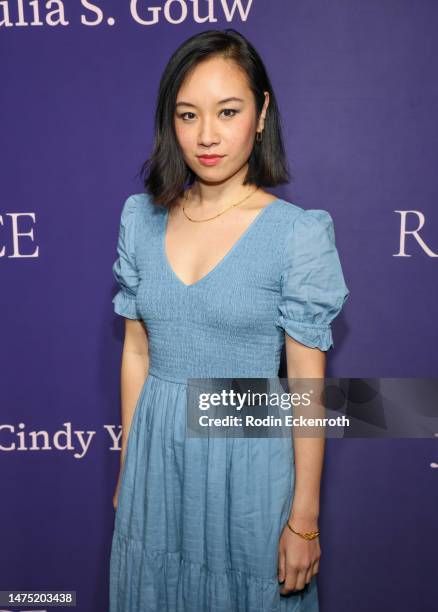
left=289, top=436, right=325, bottom=525
left=285, top=338, right=327, bottom=527
left=119, top=348, right=149, bottom=465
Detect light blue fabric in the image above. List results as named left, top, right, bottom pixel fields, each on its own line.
left=275, top=209, right=349, bottom=351
left=109, top=193, right=350, bottom=611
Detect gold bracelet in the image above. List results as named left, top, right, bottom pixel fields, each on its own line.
left=286, top=520, right=320, bottom=541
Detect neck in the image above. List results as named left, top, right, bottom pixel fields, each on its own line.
left=187, top=170, right=256, bottom=212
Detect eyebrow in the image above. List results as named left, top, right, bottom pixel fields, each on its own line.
left=175, top=97, right=244, bottom=108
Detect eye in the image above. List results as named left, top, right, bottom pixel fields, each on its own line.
left=177, top=112, right=196, bottom=121
left=220, top=108, right=239, bottom=118
left=176, top=109, right=240, bottom=121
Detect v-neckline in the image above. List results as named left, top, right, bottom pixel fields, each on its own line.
left=162, top=198, right=282, bottom=289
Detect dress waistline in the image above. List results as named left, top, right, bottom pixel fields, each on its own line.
left=147, top=368, right=189, bottom=384
left=147, top=367, right=282, bottom=387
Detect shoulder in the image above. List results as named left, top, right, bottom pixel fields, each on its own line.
left=277, top=199, right=333, bottom=226
left=123, top=192, right=166, bottom=222
left=119, top=192, right=165, bottom=230
left=274, top=199, right=336, bottom=243
left=271, top=198, right=332, bottom=222
left=119, top=192, right=167, bottom=248
left=121, top=192, right=154, bottom=214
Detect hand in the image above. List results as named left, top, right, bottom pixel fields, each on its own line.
left=112, top=480, right=120, bottom=511
left=277, top=521, right=321, bottom=595
left=112, top=463, right=124, bottom=511
left=112, top=489, right=119, bottom=512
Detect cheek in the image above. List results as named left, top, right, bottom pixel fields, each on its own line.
left=226, top=117, right=255, bottom=153
left=174, top=121, right=192, bottom=152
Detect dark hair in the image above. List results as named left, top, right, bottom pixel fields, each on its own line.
left=139, top=29, right=291, bottom=209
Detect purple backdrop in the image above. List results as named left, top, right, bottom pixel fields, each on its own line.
left=1, top=1, right=437, bottom=611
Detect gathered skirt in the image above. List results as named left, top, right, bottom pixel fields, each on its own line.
left=109, top=371, right=319, bottom=611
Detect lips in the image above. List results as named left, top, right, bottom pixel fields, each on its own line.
left=197, top=155, right=225, bottom=166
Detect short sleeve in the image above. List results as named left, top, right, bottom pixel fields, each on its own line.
left=112, top=195, right=141, bottom=320
left=275, top=209, right=350, bottom=351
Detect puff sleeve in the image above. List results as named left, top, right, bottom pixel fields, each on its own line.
left=111, top=196, right=141, bottom=320
left=275, top=209, right=350, bottom=351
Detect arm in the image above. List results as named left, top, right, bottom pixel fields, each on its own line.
left=111, top=195, right=149, bottom=510
left=119, top=318, right=149, bottom=465
left=285, top=334, right=325, bottom=528
left=275, top=209, right=349, bottom=592
left=113, top=318, right=149, bottom=510
left=278, top=334, right=325, bottom=593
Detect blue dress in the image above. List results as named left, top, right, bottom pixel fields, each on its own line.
left=109, top=192, right=350, bottom=612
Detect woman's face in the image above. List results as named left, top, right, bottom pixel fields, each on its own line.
left=174, top=55, right=268, bottom=184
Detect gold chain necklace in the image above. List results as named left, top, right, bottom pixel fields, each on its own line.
left=182, top=187, right=259, bottom=223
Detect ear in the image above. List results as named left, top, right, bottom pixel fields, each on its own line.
left=256, top=91, right=270, bottom=132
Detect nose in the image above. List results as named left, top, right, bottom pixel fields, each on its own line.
left=198, top=116, right=220, bottom=148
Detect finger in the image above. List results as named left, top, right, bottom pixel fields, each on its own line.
left=312, top=560, right=319, bottom=576
left=293, top=570, right=307, bottom=592
left=280, top=567, right=298, bottom=595
left=277, top=551, right=286, bottom=583
left=305, top=566, right=313, bottom=585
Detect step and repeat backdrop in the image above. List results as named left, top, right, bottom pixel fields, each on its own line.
left=1, top=1, right=437, bottom=611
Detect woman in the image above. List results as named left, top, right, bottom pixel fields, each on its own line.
left=109, top=29, right=349, bottom=611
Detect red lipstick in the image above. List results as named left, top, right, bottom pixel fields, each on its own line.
left=197, top=155, right=224, bottom=167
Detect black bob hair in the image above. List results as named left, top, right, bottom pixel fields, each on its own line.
left=139, top=28, right=291, bottom=210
